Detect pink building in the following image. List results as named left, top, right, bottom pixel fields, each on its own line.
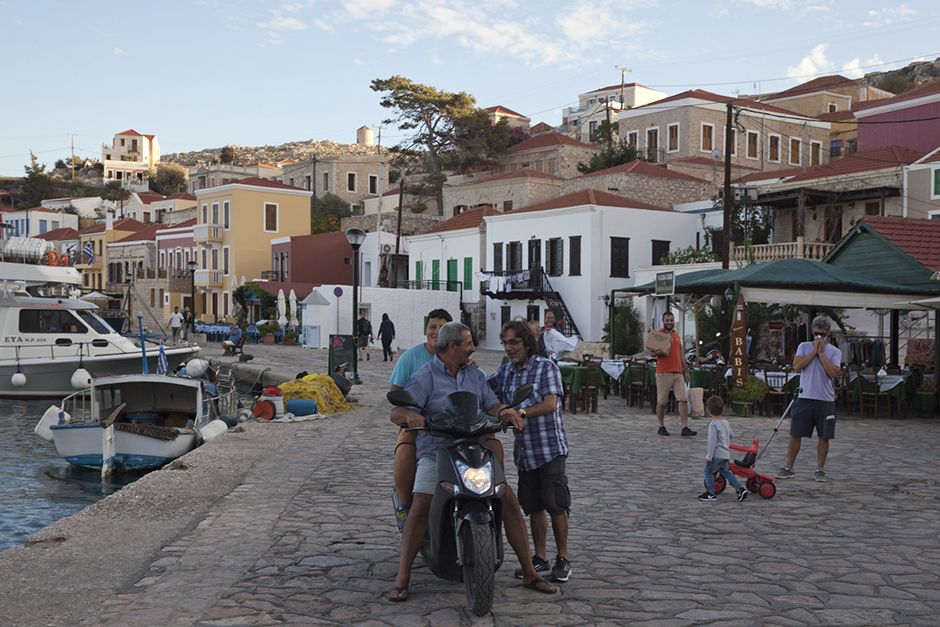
left=856, top=80, right=940, bottom=154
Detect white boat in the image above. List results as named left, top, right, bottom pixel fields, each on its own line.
left=35, top=370, right=238, bottom=476
left=0, top=237, right=199, bottom=398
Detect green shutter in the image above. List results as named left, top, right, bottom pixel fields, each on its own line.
left=464, top=257, right=473, bottom=289
left=416, top=260, right=422, bottom=283
left=432, top=260, right=440, bottom=290
left=447, top=259, right=458, bottom=292
left=934, top=169, right=940, bottom=197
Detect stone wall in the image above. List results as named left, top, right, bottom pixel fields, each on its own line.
left=284, top=155, right=388, bottom=208
left=342, top=213, right=444, bottom=236
left=497, top=145, right=599, bottom=178
left=163, top=207, right=196, bottom=226
left=444, top=177, right=562, bottom=215
left=561, top=172, right=718, bottom=208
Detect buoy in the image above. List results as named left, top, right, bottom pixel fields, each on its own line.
left=185, top=359, right=210, bottom=378
left=198, top=419, right=229, bottom=442
left=45, top=250, right=59, bottom=265
left=219, top=413, right=238, bottom=428
left=11, top=371, right=27, bottom=387
left=252, top=400, right=276, bottom=420
left=71, top=368, right=92, bottom=390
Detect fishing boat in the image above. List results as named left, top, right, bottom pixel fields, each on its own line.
left=0, top=236, right=199, bottom=398
left=34, top=365, right=238, bottom=477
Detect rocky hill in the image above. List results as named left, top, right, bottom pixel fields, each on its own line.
left=163, top=139, right=381, bottom=168
left=860, top=56, right=940, bottom=93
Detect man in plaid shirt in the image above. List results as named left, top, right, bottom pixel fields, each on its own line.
left=487, top=320, right=572, bottom=583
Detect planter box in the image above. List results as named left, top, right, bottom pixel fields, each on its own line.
left=263, top=334, right=275, bottom=345
left=731, top=400, right=753, bottom=417
left=283, top=339, right=296, bottom=346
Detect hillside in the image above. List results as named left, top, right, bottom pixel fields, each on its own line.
left=860, top=56, right=940, bottom=94
left=163, top=138, right=381, bottom=168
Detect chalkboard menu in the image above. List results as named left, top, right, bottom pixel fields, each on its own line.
left=328, top=335, right=356, bottom=376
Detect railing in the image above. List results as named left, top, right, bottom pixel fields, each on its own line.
left=262, top=270, right=284, bottom=282
left=193, top=224, right=223, bottom=240
left=732, top=237, right=835, bottom=262
left=195, top=270, right=223, bottom=286
left=396, top=280, right=463, bottom=294
left=478, top=268, right=545, bottom=295
left=134, top=268, right=168, bottom=280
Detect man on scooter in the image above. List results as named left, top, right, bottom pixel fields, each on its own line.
left=388, top=322, right=557, bottom=602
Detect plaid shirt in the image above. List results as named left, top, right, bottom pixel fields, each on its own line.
left=487, top=354, right=567, bottom=472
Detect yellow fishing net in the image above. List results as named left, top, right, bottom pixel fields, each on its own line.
left=278, top=375, right=351, bottom=415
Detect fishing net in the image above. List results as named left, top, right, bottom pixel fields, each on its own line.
left=278, top=375, right=351, bottom=415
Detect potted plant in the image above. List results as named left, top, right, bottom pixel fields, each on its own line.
left=915, top=376, right=936, bottom=418
left=257, top=322, right=278, bottom=345
left=729, top=375, right=769, bottom=417
left=283, top=330, right=299, bottom=346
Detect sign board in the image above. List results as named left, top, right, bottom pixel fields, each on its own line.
left=304, top=325, right=321, bottom=349
left=333, top=287, right=343, bottom=298
left=654, top=270, right=675, bottom=296
left=730, top=294, right=748, bottom=389
left=328, top=334, right=356, bottom=375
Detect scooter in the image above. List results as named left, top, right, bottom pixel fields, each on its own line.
left=387, top=384, right=532, bottom=617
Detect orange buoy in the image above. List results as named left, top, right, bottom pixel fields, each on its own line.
left=45, top=250, right=59, bottom=265
left=58, top=253, right=68, bottom=266
left=252, top=400, right=276, bottom=420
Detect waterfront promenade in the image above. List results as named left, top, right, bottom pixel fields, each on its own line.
left=1, top=341, right=939, bottom=626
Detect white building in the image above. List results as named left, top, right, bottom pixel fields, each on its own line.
left=101, top=129, right=160, bottom=185
left=0, top=206, right=78, bottom=237
left=42, top=196, right=113, bottom=219
left=562, top=82, right=667, bottom=144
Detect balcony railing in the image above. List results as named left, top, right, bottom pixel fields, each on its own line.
left=732, top=237, right=835, bottom=262
left=194, top=224, right=223, bottom=241
left=396, top=279, right=463, bottom=294
left=262, top=270, right=284, bottom=282
left=133, top=267, right=168, bottom=280
left=195, top=269, right=223, bottom=287
left=479, top=268, right=545, bottom=296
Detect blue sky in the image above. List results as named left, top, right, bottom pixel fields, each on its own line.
left=2, top=0, right=939, bottom=178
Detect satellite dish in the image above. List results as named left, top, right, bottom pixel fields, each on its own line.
left=710, top=149, right=722, bottom=162
left=382, top=219, right=392, bottom=232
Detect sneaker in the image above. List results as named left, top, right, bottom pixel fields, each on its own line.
left=776, top=467, right=795, bottom=479
left=681, top=426, right=697, bottom=436
left=815, top=468, right=827, bottom=482
left=698, top=491, right=717, bottom=502
left=551, top=555, right=571, bottom=582
left=514, top=555, right=551, bottom=579
left=736, top=487, right=748, bottom=502
left=658, top=426, right=670, bottom=436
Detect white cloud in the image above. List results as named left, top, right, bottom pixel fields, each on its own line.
left=314, top=18, right=334, bottom=32
left=257, top=11, right=307, bottom=32
left=862, top=4, right=915, bottom=26
left=842, top=54, right=883, bottom=79
left=787, top=43, right=834, bottom=80
left=739, top=0, right=792, bottom=8
left=557, top=0, right=654, bottom=48
left=342, top=0, right=396, bottom=20
left=113, top=47, right=125, bottom=55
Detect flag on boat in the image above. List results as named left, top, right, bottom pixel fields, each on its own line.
left=157, top=341, right=168, bottom=375
left=82, top=240, right=94, bottom=264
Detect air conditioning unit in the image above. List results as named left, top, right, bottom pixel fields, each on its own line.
left=382, top=244, right=392, bottom=253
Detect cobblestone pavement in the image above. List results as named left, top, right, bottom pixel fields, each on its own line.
left=71, top=343, right=940, bottom=625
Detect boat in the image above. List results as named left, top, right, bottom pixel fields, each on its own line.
left=0, top=236, right=200, bottom=398
left=34, top=367, right=238, bottom=477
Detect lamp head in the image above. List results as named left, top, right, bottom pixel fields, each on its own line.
left=724, top=287, right=735, bottom=302
left=345, top=228, right=367, bottom=250
left=187, top=260, right=198, bottom=272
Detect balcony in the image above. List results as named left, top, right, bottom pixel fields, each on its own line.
left=194, top=223, right=223, bottom=242
left=732, top=237, right=835, bottom=263
left=479, top=268, right=544, bottom=300
left=194, top=269, right=223, bottom=287
left=262, top=270, right=285, bottom=282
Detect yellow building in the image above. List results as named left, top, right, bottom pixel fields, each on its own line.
left=192, top=177, right=312, bottom=322
left=74, top=217, right=149, bottom=291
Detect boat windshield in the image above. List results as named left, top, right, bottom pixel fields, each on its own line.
left=78, top=311, right=116, bottom=335
left=18, top=309, right=89, bottom=334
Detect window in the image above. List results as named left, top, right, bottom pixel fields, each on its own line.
left=464, top=257, right=473, bottom=289
left=589, top=120, right=598, bottom=141
left=211, top=248, right=219, bottom=270
left=120, top=138, right=125, bottom=147
left=828, top=102, right=837, bottom=113
left=323, top=172, right=329, bottom=191
left=211, top=202, right=219, bottom=224
left=52, top=221, right=59, bottom=230
left=201, top=204, right=208, bottom=223
left=19, top=310, right=88, bottom=334
left=626, top=131, right=638, bottom=147
left=811, top=141, right=822, bottom=166
left=569, top=236, right=581, bottom=276
left=305, top=175, right=311, bottom=191
left=701, top=124, right=714, bottom=152
left=646, top=127, right=659, bottom=151
left=725, top=128, right=737, bottom=156
left=415, top=260, right=422, bottom=282
left=223, top=201, right=230, bottom=229
left=264, top=203, right=277, bottom=232
left=651, top=240, right=670, bottom=265
left=493, top=243, right=503, bottom=273
left=667, top=123, right=679, bottom=153
left=789, top=138, right=802, bottom=165
left=431, top=260, right=440, bottom=290
left=610, top=237, right=629, bottom=278
left=289, top=178, right=294, bottom=187
left=865, top=201, right=880, bottom=216
left=507, top=242, right=522, bottom=272
left=369, top=175, right=377, bottom=195
left=223, top=292, right=229, bottom=317
left=769, top=135, right=780, bottom=162
left=933, top=168, right=940, bottom=198
left=831, top=139, right=843, bottom=158
left=503, top=200, right=513, bottom=212
left=347, top=173, right=356, bottom=193
left=39, top=220, right=47, bottom=234
left=528, top=239, right=541, bottom=269
left=546, top=238, right=564, bottom=276
left=223, top=246, right=230, bottom=275
left=746, top=131, right=759, bottom=160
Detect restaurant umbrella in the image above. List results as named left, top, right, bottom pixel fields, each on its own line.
left=277, top=289, right=288, bottom=327
left=289, top=289, right=299, bottom=328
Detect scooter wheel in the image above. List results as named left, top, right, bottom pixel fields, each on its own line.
left=747, top=477, right=761, bottom=493
left=759, top=481, right=777, bottom=499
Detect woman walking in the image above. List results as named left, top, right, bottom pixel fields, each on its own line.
left=378, top=313, right=396, bottom=362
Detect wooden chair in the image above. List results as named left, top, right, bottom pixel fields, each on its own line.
left=581, top=363, right=601, bottom=414
left=833, top=366, right=852, bottom=416
left=625, top=360, right=646, bottom=408
left=763, top=369, right=790, bottom=416
left=858, top=371, right=892, bottom=419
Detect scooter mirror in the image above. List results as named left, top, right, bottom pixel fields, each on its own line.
left=387, top=390, right=425, bottom=410
left=507, top=384, right=533, bottom=408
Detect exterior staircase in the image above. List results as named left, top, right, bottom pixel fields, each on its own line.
left=480, top=268, right=581, bottom=338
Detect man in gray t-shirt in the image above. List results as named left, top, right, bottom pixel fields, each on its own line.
left=777, top=316, right=842, bottom=483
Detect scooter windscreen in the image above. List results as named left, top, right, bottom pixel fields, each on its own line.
left=427, top=391, right=501, bottom=435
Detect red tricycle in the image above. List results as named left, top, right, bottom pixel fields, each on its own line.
left=708, top=437, right=777, bottom=499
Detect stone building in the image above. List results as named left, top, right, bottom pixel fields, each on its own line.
left=496, top=132, right=600, bottom=178
left=281, top=154, right=388, bottom=208
left=443, top=169, right=563, bottom=217
left=561, top=160, right=716, bottom=208
left=187, top=162, right=282, bottom=194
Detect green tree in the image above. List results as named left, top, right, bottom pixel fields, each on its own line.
left=603, top=300, right=643, bottom=357
left=219, top=145, right=237, bottom=164
left=660, top=245, right=718, bottom=265
left=371, top=76, right=477, bottom=214
left=589, top=120, right=619, bottom=146
left=55, top=159, right=68, bottom=170
left=576, top=138, right=646, bottom=174
left=445, top=110, right=522, bottom=172
left=311, top=212, right=341, bottom=234
left=704, top=197, right=773, bottom=257
left=102, top=180, right=130, bottom=203
left=879, top=74, right=915, bottom=94
left=20, top=152, right=56, bottom=208
left=313, top=192, right=351, bottom=218
left=147, top=162, right=187, bottom=195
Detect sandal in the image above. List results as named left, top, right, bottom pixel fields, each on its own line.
left=389, top=586, right=409, bottom=602
left=522, top=577, right=556, bottom=594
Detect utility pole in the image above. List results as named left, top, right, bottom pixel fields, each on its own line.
left=605, top=103, right=613, bottom=148
left=312, top=154, right=319, bottom=203
left=614, top=66, right=632, bottom=107
left=69, top=134, right=77, bottom=183
left=393, top=177, right=405, bottom=288
left=721, top=101, right=734, bottom=365
left=374, top=125, right=387, bottom=265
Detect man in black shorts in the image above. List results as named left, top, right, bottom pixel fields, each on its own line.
left=776, top=316, right=842, bottom=483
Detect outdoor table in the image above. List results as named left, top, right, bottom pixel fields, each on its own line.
left=557, top=365, right=588, bottom=415
left=645, top=364, right=710, bottom=389
left=849, top=371, right=913, bottom=401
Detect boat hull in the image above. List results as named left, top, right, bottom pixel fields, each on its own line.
left=51, top=423, right=197, bottom=471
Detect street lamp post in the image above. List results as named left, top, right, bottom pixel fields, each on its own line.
left=345, top=228, right=366, bottom=384
left=187, top=260, right=198, bottom=324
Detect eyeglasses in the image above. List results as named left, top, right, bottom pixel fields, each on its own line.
left=501, top=338, right=522, bottom=347
left=813, top=332, right=828, bottom=338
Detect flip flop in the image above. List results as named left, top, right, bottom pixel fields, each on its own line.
left=389, top=586, right=409, bottom=602
left=522, top=577, right=556, bottom=594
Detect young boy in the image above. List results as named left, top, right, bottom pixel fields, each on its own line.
left=699, top=395, right=748, bottom=503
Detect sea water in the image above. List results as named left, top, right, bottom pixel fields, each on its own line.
left=0, top=400, right=139, bottom=552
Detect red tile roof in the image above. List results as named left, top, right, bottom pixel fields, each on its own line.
left=506, top=131, right=598, bottom=153
left=765, top=75, right=861, bottom=100
left=782, top=145, right=924, bottom=183
left=116, top=129, right=142, bottom=136
left=78, top=217, right=149, bottom=236
left=856, top=79, right=940, bottom=112
left=424, top=207, right=501, bottom=234
left=485, top=105, right=526, bottom=118
left=732, top=167, right=805, bottom=184
left=530, top=122, right=553, bottom=133
left=574, top=160, right=708, bottom=182
left=35, top=227, right=79, bottom=241
left=633, top=89, right=817, bottom=118
left=8, top=206, right=61, bottom=214
left=510, top=189, right=671, bottom=214
left=115, top=223, right=165, bottom=243
left=163, top=192, right=197, bottom=201
left=455, top=168, right=563, bottom=187
left=135, top=192, right=165, bottom=205
left=253, top=282, right=318, bottom=300
left=232, top=177, right=305, bottom=191
left=862, top=216, right=940, bottom=271
left=815, top=110, right=856, bottom=122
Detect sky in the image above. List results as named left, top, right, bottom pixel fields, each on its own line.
left=2, top=0, right=939, bottom=178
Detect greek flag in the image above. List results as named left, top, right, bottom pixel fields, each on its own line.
left=157, top=341, right=168, bottom=375
left=83, top=240, right=94, bottom=264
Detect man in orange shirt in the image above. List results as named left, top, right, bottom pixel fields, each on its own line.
left=649, top=312, right=696, bottom=437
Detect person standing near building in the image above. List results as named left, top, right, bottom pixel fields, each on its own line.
left=650, top=312, right=696, bottom=437
left=182, top=307, right=192, bottom=342
left=167, top=306, right=184, bottom=346
left=378, top=313, right=396, bottom=362
left=776, top=316, right=841, bottom=483
left=356, top=311, right=373, bottom=361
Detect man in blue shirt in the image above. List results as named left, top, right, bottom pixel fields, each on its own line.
left=388, top=322, right=555, bottom=602
left=222, top=326, right=243, bottom=356
left=488, top=321, right=571, bottom=583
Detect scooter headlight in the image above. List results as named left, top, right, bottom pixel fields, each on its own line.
left=455, top=460, right=492, bottom=495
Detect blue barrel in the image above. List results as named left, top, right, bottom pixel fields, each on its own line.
left=285, top=399, right=318, bottom=416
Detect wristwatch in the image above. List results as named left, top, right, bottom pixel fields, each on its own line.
left=518, top=408, right=526, bottom=419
